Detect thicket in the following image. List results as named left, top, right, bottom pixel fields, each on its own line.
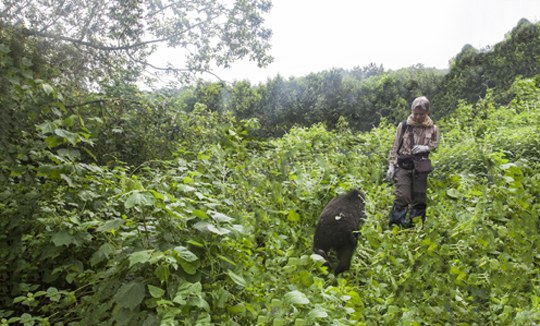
left=1, top=20, right=540, bottom=324
left=181, top=64, right=445, bottom=137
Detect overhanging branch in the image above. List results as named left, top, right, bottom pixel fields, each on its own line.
left=20, top=14, right=218, bottom=52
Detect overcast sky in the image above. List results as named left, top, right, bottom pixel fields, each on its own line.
left=153, top=0, right=540, bottom=84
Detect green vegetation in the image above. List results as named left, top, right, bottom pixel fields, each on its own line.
left=176, top=19, right=540, bottom=137
left=1, top=5, right=540, bottom=325
left=433, top=18, right=540, bottom=118
left=183, top=64, right=446, bottom=137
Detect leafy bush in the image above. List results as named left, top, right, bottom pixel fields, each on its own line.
left=1, top=35, right=539, bottom=325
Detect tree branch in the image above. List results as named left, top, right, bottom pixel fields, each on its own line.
left=23, top=28, right=163, bottom=51
left=126, top=52, right=227, bottom=83
left=65, top=99, right=107, bottom=109
left=20, top=14, right=218, bottom=52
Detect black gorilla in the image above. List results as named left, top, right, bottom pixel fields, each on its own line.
left=313, top=189, right=366, bottom=275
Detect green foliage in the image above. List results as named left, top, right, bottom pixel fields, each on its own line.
left=0, top=0, right=273, bottom=84
left=177, top=20, right=540, bottom=138
left=433, top=19, right=540, bottom=118
left=1, top=15, right=540, bottom=326
left=185, top=65, right=445, bottom=136
left=3, top=74, right=540, bottom=324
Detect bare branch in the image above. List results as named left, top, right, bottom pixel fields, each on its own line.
left=127, top=52, right=227, bottom=83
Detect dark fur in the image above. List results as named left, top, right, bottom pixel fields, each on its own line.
left=313, top=189, right=366, bottom=275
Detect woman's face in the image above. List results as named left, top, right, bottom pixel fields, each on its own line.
left=412, top=107, right=428, bottom=123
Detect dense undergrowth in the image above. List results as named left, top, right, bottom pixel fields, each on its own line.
left=1, top=73, right=539, bottom=325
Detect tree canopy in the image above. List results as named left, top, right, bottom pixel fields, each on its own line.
left=0, top=0, right=274, bottom=85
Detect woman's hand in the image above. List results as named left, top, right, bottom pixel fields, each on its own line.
left=386, top=164, right=395, bottom=181
left=412, top=145, right=430, bottom=155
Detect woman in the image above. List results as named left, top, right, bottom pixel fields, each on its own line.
left=386, top=96, right=440, bottom=228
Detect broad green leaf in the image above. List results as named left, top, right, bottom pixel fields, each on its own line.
left=37, top=121, right=57, bottom=134
left=154, top=265, right=170, bottom=283
left=193, top=221, right=231, bottom=235
left=149, top=190, right=166, bottom=201
left=46, top=287, right=61, bottom=302
left=90, top=243, right=115, bottom=266
left=60, top=174, right=75, bottom=187
left=57, top=148, right=81, bottom=161
left=42, top=83, right=54, bottom=95
left=294, top=318, right=307, bottom=326
left=174, top=282, right=202, bottom=304
left=149, top=251, right=165, bottom=264
left=195, top=313, right=211, bottom=325
left=284, top=290, right=310, bottom=305
left=193, top=221, right=211, bottom=232
left=207, top=224, right=231, bottom=235
left=51, top=106, right=63, bottom=117
left=500, top=162, right=517, bottom=170
left=148, top=285, right=165, bottom=298
left=231, top=224, right=245, bottom=234
left=212, top=288, right=231, bottom=308
left=129, top=250, right=154, bottom=267
left=287, top=209, right=300, bottom=222
left=20, top=313, right=33, bottom=324
left=308, top=306, right=329, bottom=319
left=174, top=246, right=198, bottom=262
left=124, top=191, right=155, bottom=209
left=51, top=230, right=75, bottom=247
left=63, top=114, right=78, bottom=127
left=13, top=296, right=25, bottom=304
left=503, top=176, right=515, bottom=183
left=113, top=281, right=145, bottom=310
left=45, top=135, right=64, bottom=149
left=54, top=128, right=79, bottom=145
left=178, top=184, right=196, bottom=192
left=227, top=270, right=246, bottom=288
left=96, top=219, right=124, bottom=232
left=211, top=211, right=233, bottom=223
left=79, top=163, right=102, bottom=173
left=227, top=303, right=246, bottom=314
left=193, top=296, right=210, bottom=311
left=192, top=209, right=209, bottom=219
left=179, top=260, right=197, bottom=275
left=446, top=188, right=460, bottom=199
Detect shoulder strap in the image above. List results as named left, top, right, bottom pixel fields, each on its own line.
left=408, top=123, right=415, bottom=148
left=396, top=121, right=408, bottom=154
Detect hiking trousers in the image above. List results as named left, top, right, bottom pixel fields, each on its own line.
left=393, top=167, right=428, bottom=209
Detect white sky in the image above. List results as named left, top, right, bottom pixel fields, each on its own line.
left=153, top=0, right=540, bottom=84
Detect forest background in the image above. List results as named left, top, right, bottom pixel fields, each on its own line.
left=1, top=1, right=539, bottom=325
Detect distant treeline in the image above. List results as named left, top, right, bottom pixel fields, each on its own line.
left=1, top=19, right=539, bottom=167
left=171, top=18, right=540, bottom=136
